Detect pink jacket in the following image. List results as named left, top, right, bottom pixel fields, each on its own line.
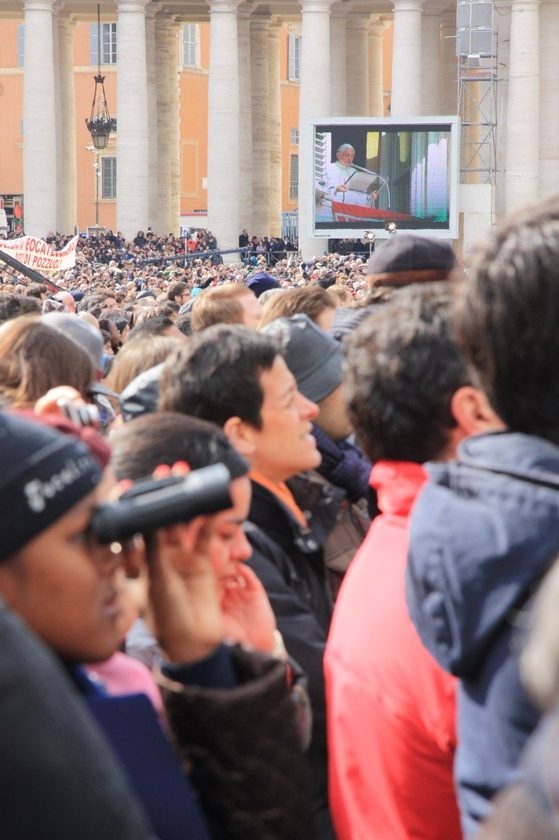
left=325, top=461, right=461, bottom=840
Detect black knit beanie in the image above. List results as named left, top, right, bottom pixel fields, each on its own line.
left=0, top=412, right=103, bottom=561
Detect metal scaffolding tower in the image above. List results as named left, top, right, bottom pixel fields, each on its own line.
left=457, top=0, right=498, bottom=184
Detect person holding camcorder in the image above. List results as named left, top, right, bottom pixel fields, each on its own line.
left=0, top=410, right=313, bottom=840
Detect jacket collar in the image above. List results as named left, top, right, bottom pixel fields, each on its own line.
left=370, top=461, right=427, bottom=517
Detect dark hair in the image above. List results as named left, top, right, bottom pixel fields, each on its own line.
left=175, top=313, right=193, bottom=336
left=127, top=316, right=176, bottom=341
left=167, top=282, right=189, bottom=302
left=25, top=283, right=48, bottom=300
left=345, top=285, right=470, bottom=463
left=454, top=196, right=559, bottom=444
left=153, top=301, right=180, bottom=320
left=110, top=411, right=248, bottom=482
left=159, top=324, right=279, bottom=429
left=102, top=308, right=129, bottom=324
left=0, top=294, right=41, bottom=324
left=77, top=293, right=108, bottom=314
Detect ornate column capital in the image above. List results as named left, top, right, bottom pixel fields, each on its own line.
left=368, top=16, right=386, bottom=36
left=237, top=1, right=254, bottom=20
left=206, top=0, right=243, bottom=14
left=116, top=0, right=149, bottom=13
left=330, top=2, right=346, bottom=21
left=346, top=11, right=372, bottom=30
left=250, top=12, right=271, bottom=31
left=22, top=0, right=55, bottom=10
left=391, top=0, right=424, bottom=11
left=300, top=0, right=334, bottom=15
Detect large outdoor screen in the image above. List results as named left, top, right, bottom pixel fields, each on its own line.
left=312, top=117, right=459, bottom=239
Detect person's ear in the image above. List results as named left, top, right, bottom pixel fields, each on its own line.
left=223, top=416, right=257, bottom=458
left=450, top=386, right=505, bottom=437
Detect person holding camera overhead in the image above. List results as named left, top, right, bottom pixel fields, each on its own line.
left=0, top=409, right=313, bottom=840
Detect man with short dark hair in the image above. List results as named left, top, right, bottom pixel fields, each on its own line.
left=262, top=314, right=373, bottom=596
left=406, top=197, right=559, bottom=836
left=160, top=325, right=339, bottom=839
left=167, top=281, right=191, bottom=305
left=325, top=286, right=475, bottom=840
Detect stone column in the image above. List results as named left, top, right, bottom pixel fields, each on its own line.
left=116, top=0, right=150, bottom=239
left=440, top=7, right=457, bottom=115
left=155, top=17, right=173, bottom=234
left=505, top=0, right=540, bottom=212
left=494, top=0, right=511, bottom=219
left=330, top=4, right=347, bottom=116
left=391, top=0, right=424, bottom=117
left=168, top=21, right=181, bottom=235
left=57, top=14, right=77, bottom=234
left=539, top=0, right=559, bottom=198
left=346, top=13, right=370, bottom=116
left=23, top=0, right=57, bottom=236
left=238, top=3, right=253, bottom=230
left=421, top=3, right=442, bottom=115
left=52, top=7, right=63, bottom=231
left=268, top=19, right=282, bottom=236
left=250, top=14, right=270, bottom=236
left=298, top=0, right=332, bottom=259
left=145, top=6, right=159, bottom=231
left=207, top=0, right=241, bottom=250
left=368, top=18, right=384, bottom=116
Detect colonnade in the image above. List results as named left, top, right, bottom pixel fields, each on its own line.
left=18, top=0, right=559, bottom=255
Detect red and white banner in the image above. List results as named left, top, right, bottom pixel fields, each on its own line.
left=0, top=235, right=79, bottom=272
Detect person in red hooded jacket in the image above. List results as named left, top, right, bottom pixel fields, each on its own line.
left=325, top=284, right=493, bottom=840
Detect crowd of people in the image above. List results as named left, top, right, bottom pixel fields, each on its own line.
left=0, top=226, right=371, bottom=299
left=2, top=204, right=559, bottom=840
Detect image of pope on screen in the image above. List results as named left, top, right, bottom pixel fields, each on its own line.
left=322, top=144, right=380, bottom=208
left=314, top=123, right=453, bottom=232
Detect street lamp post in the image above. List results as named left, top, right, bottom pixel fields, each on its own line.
left=86, top=145, right=103, bottom=236
left=85, top=4, right=116, bottom=151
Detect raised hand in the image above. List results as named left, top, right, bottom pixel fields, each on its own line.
left=220, top=562, right=276, bottom=653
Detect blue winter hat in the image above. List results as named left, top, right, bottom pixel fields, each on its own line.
left=247, top=272, right=281, bottom=298
left=0, top=412, right=102, bottom=561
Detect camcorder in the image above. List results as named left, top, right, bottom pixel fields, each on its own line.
left=91, top=463, right=232, bottom=543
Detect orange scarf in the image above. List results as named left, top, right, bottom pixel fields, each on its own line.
left=250, top=471, right=308, bottom=529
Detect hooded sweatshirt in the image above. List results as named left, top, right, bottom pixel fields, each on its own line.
left=406, top=431, right=559, bottom=836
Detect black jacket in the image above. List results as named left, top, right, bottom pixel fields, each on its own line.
left=245, top=477, right=342, bottom=840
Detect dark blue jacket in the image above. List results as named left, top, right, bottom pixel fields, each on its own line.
left=246, top=478, right=339, bottom=840
left=405, top=431, right=559, bottom=837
